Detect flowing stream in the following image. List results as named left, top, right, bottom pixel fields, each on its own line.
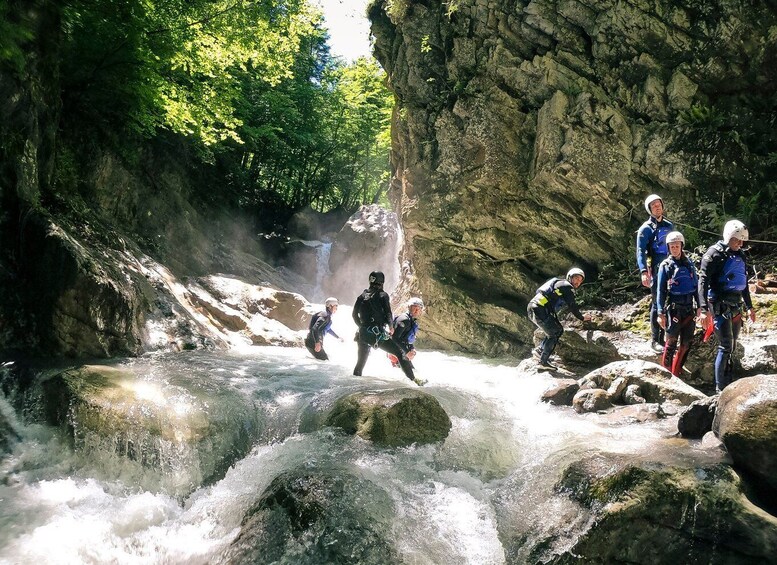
left=0, top=311, right=721, bottom=564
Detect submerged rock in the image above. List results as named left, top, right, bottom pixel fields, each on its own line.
left=220, top=465, right=398, bottom=565
left=326, top=388, right=452, bottom=447
left=547, top=454, right=777, bottom=564
left=713, top=375, right=777, bottom=496
left=36, top=364, right=260, bottom=497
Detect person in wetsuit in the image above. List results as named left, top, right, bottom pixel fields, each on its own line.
left=352, top=271, right=423, bottom=385
left=388, top=297, right=425, bottom=369
left=305, top=297, right=342, bottom=360
left=697, top=220, right=756, bottom=392
left=527, top=267, right=591, bottom=370
left=655, top=231, right=699, bottom=377
left=636, top=194, right=674, bottom=352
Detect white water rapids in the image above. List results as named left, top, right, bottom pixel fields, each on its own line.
left=0, top=310, right=719, bottom=564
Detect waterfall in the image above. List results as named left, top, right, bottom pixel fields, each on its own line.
left=313, top=241, right=332, bottom=302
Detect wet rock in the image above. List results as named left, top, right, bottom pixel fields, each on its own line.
left=572, top=389, right=611, bottom=414
left=678, top=396, right=718, bottom=439
left=623, top=384, right=646, bottom=405
left=555, top=330, right=623, bottom=369
left=713, top=375, right=777, bottom=495
left=37, top=364, right=260, bottom=497
left=221, top=465, right=397, bottom=565
left=549, top=454, right=777, bottom=564
left=326, top=389, right=452, bottom=447
left=199, top=275, right=312, bottom=331
left=700, top=431, right=727, bottom=453
left=541, top=379, right=579, bottom=406
left=598, top=403, right=666, bottom=425
left=579, top=360, right=706, bottom=406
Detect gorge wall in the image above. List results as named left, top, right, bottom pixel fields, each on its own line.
left=369, top=0, right=777, bottom=354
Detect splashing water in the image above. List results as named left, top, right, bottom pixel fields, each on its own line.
left=0, top=335, right=720, bottom=564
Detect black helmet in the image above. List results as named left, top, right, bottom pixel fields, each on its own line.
left=369, top=271, right=385, bottom=284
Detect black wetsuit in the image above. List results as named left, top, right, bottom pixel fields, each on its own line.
left=527, top=277, right=585, bottom=364
left=352, top=285, right=415, bottom=381
left=305, top=308, right=339, bottom=360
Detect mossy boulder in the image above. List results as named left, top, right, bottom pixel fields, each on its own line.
left=548, top=454, right=777, bottom=564
left=326, top=388, right=452, bottom=447
left=713, top=375, right=777, bottom=496
left=38, top=364, right=260, bottom=496
left=220, top=465, right=398, bottom=565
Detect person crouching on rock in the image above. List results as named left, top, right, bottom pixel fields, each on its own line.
left=352, top=271, right=423, bottom=385
left=388, top=297, right=425, bottom=370
left=655, top=231, right=700, bottom=377
left=527, top=267, right=591, bottom=370
left=305, top=297, right=342, bottom=360
left=697, top=220, right=756, bottom=392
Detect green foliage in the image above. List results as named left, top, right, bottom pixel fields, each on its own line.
left=384, top=0, right=409, bottom=23
left=677, top=104, right=725, bottom=132
left=0, top=2, right=34, bottom=74
left=59, top=0, right=318, bottom=145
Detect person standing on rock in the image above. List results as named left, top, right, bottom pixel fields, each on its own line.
left=527, top=268, right=592, bottom=370
left=388, top=297, right=425, bottom=370
left=305, top=297, right=343, bottom=361
left=636, top=194, right=674, bottom=352
left=353, top=271, right=423, bottom=385
left=655, top=231, right=700, bottom=377
left=698, top=220, right=756, bottom=392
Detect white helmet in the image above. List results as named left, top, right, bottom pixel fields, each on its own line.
left=723, top=220, right=748, bottom=244
left=408, top=297, right=425, bottom=309
left=325, top=297, right=339, bottom=307
left=644, top=194, right=663, bottom=215
left=666, top=231, right=684, bottom=245
left=566, top=267, right=585, bottom=282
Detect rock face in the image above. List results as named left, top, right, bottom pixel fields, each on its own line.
left=544, top=454, right=777, bottom=564
left=221, top=466, right=398, bottom=565
left=369, top=0, right=777, bottom=355
left=326, top=388, right=452, bottom=447
left=713, top=375, right=777, bottom=496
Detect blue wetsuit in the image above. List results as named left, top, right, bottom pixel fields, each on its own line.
left=636, top=215, right=674, bottom=345
left=656, top=254, right=698, bottom=376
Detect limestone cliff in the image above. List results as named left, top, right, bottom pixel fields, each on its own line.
left=369, top=0, right=777, bottom=354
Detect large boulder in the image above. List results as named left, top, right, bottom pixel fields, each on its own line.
left=579, top=360, right=707, bottom=406
left=713, top=375, right=777, bottom=495
left=325, top=388, right=452, bottom=447
left=220, top=465, right=398, bottom=565
left=544, top=454, right=777, bottom=564
left=324, top=205, right=402, bottom=304
left=34, top=364, right=260, bottom=497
